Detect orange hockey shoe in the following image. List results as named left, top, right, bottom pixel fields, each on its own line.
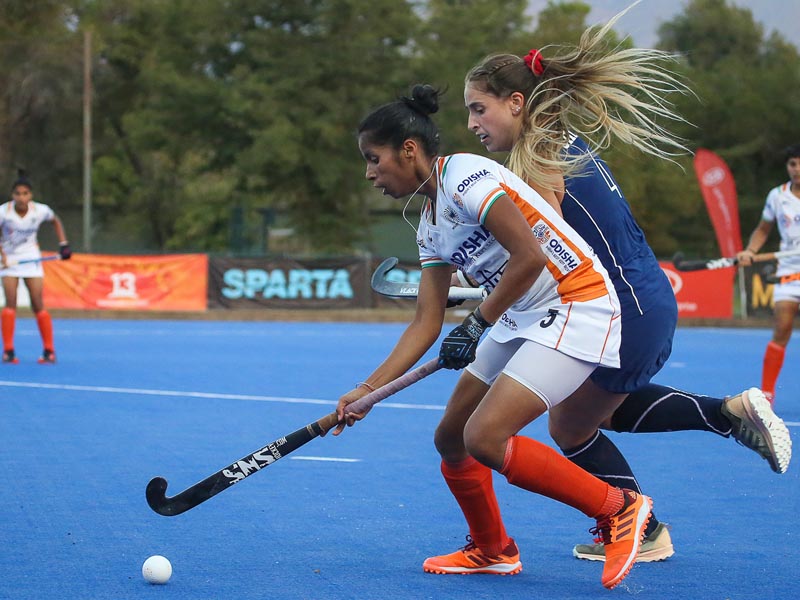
left=594, top=490, right=652, bottom=590
left=37, top=349, right=56, bottom=364
left=423, top=536, right=522, bottom=575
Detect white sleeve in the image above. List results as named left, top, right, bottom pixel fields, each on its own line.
left=761, top=188, right=778, bottom=222
left=442, top=156, right=506, bottom=224
left=42, top=204, right=55, bottom=222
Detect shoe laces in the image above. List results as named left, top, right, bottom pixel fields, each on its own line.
left=461, top=535, right=478, bottom=552
left=589, top=518, right=611, bottom=545
left=589, top=491, right=633, bottom=545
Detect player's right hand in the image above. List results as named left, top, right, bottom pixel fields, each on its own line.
left=331, top=387, right=372, bottom=436
left=736, top=249, right=755, bottom=266
left=59, top=242, right=72, bottom=260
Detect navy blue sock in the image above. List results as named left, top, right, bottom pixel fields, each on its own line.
left=610, top=383, right=733, bottom=436
left=563, top=431, right=659, bottom=537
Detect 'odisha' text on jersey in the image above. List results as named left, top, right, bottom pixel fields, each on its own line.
left=415, top=153, right=615, bottom=313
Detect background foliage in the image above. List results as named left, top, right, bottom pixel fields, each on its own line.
left=1, top=0, right=798, bottom=258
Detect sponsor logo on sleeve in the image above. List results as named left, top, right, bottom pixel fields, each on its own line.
left=456, top=169, right=491, bottom=194
left=533, top=220, right=579, bottom=274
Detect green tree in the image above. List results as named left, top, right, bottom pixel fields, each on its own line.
left=4, top=0, right=797, bottom=258
left=412, top=0, right=531, bottom=158
left=85, top=0, right=421, bottom=253
left=531, top=0, right=591, bottom=47
left=0, top=1, right=83, bottom=216
left=658, top=0, right=800, bottom=250
left=85, top=0, right=237, bottom=250
left=221, top=0, right=420, bottom=253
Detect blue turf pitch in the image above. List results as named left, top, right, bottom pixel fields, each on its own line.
left=0, top=319, right=797, bottom=599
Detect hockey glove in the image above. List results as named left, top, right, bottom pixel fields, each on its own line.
left=438, top=307, right=492, bottom=370
left=59, top=242, right=72, bottom=260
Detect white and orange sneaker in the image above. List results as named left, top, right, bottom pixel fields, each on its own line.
left=423, top=536, right=522, bottom=575
left=593, top=490, right=652, bottom=590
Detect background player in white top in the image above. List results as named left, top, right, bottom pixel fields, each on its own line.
left=334, top=84, right=651, bottom=591
left=737, top=143, right=800, bottom=404
left=0, top=171, right=72, bottom=364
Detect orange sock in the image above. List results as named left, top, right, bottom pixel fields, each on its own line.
left=761, top=341, right=785, bottom=398
left=2, top=308, right=15, bottom=351
left=500, top=435, right=624, bottom=519
left=35, top=310, right=54, bottom=351
left=441, top=457, right=510, bottom=556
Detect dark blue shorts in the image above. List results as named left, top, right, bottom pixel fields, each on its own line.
left=590, top=299, right=678, bottom=393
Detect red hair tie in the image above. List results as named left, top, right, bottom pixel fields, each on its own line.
left=524, top=49, right=544, bottom=76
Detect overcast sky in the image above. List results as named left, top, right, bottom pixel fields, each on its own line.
left=527, top=0, right=800, bottom=49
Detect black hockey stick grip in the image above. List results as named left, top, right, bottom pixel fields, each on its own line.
left=671, top=252, right=736, bottom=271
left=765, top=272, right=800, bottom=284
left=672, top=248, right=800, bottom=272
left=146, top=359, right=441, bottom=516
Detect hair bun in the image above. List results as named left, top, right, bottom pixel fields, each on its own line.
left=404, top=84, right=440, bottom=116
left=11, top=168, right=33, bottom=191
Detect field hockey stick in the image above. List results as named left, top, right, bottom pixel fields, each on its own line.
left=146, top=358, right=442, bottom=516
left=1, top=255, right=61, bottom=269
left=671, top=248, right=800, bottom=272
left=371, top=257, right=487, bottom=300
left=765, top=272, right=800, bottom=284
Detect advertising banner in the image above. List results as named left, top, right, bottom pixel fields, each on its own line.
left=694, top=149, right=743, bottom=258
left=659, top=261, right=734, bottom=318
left=43, top=254, right=208, bottom=310
left=208, top=257, right=371, bottom=309
left=741, top=263, right=781, bottom=319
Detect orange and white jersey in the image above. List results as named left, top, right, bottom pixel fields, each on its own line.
left=417, top=153, right=620, bottom=367
left=762, top=181, right=800, bottom=276
left=0, top=201, right=54, bottom=259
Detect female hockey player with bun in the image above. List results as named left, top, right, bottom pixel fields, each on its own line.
left=1, top=171, right=72, bottom=364
left=335, top=83, right=651, bottom=591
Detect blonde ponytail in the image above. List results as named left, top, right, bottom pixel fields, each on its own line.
left=467, top=2, right=693, bottom=190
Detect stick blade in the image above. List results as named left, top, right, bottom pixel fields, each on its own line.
left=145, top=476, right=183, bottom=517
left=371, top=257, right=399, bottom=291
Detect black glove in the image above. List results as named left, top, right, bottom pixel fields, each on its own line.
left=445, top=297, right=466, bottom=308
left=438, top=307, right=492, bottom=370
left=59, top=242, right=72, bottom=260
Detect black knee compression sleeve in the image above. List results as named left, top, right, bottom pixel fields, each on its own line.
left=610, top=384, right=732, bottom=436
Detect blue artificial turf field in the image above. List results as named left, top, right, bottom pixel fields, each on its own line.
left=0, top=318, right=797, bottom=599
